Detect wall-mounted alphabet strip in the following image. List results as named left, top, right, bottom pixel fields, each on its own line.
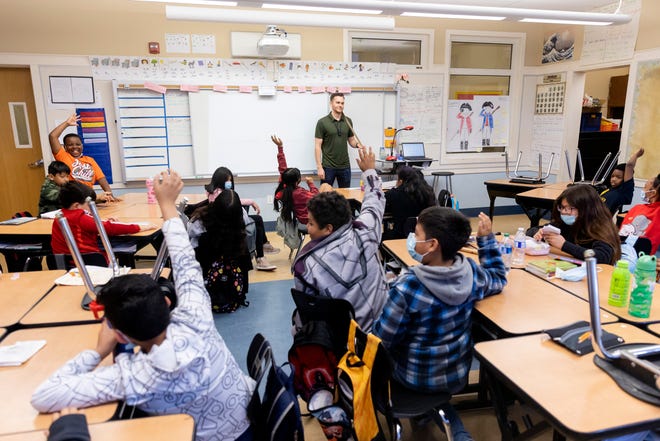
left=91, top=57, right=396, bottom=86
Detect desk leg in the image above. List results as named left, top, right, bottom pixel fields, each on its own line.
left=489, top=195, right=496, bottom=220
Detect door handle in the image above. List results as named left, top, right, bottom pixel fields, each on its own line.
left=27, top=158, right=44, bottom=168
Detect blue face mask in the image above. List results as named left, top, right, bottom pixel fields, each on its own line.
left=406, top=232, right=431, bottom=263
left=560, top=214, right=576, bottom=225
left=224, top=181, right=233, bottom=190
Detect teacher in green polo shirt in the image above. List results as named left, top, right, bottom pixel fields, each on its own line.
left=314, top=92, right=363, bottom=188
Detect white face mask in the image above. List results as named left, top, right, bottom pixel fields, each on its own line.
left=641, top=189, right=655, bottom=203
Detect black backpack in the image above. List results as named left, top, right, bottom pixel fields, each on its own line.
left=438, top=189, right=452, bottom=207
left=247, top=333, right=305, bottom=441
left=204, top=256, right=249, bottom=313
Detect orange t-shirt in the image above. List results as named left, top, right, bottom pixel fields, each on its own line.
left=54, top=149, right=105, bottom=188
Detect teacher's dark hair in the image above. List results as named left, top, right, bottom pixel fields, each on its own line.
left=330, top=92, right=344, bottom=101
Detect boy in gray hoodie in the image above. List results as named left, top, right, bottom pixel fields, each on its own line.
left=373, top=207, right=506, bottom=440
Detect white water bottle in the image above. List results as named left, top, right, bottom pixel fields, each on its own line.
left=500, top=233, right=513, bottom=270
left=511, top=227, right=527, bottom=266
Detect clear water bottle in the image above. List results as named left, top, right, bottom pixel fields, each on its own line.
left=607, top=260, right=630, bottom=307
left=511, top=227, right=527, bottom=267
left=628, top=253, right=657, bottom=318
left=500, top=233, right=513, bottom=270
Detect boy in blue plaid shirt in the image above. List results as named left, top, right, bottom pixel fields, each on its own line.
left=373, top=207, right=506, bottom=439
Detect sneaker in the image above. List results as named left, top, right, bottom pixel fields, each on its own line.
left=263, top=243, right=281, bottom=254
left=255, top=257, right=277, bottom=271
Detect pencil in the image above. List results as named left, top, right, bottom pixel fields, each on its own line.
left=577, top=331, right=590, bottom=344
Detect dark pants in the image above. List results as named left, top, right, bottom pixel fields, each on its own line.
left=322, top=167, right=352, bottom=188
left=249, top=214, right=266, bottom=258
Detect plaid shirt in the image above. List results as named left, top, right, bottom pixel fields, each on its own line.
left=373, top=234, right=506, bottom=393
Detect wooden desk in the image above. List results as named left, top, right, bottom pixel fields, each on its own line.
left=483, top=179, right=548, bottom=220
left=475, top=269, right=616, bottom=337
left=550, top=263, right=660, bottom=325
left=381, top=239, right=417, bottom=268
left=116, top=192, right=204, bottom=205
left=0, top=270, right=65, bottom=328
left=335, top=187, right=364, bottom=204
left=0, top=413, right=195, bottom=441
left=475, top=323, right=660, bottom=440
left=648, top=323, right=660, bottom=337
left=0, top=324, right=116, bottom=435
left=515, top=186, right=565, bottom=227
left=20, top=268, right=161, bottom=326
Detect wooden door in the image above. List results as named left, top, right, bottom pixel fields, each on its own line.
left=0, top=68, right=44, bottom=220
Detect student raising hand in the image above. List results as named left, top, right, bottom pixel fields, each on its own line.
left=356, top=146, right=375, bottom=172
left=153, top=170, right=183, bottom=220
left=476, top=212, right=492, bottom=237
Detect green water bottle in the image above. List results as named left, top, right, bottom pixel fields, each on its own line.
left=628, top=253, right=657, bottom=318
left=608, top=260, right=630, bottom=307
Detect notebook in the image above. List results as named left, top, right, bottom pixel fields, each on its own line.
left=401, top=142, right=432, bottom=161
left=0, top=217, right=37, bottom=225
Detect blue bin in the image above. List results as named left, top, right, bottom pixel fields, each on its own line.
left=580, top=112, right=602, bottom=132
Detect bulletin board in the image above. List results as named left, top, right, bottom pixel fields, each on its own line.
left=625, top=55, right=660, bottom=180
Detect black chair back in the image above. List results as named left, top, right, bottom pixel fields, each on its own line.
left=291, top=288, right=355, bottom=358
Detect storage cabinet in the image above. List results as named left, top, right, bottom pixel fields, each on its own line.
left=608, top=75, right=628, bottom=119
left=575, top=131, right=621, bottom=181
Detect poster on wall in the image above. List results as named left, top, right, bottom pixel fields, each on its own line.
left=541, top=30, right=574, bottom=64
left=445, top=95, right=509, bottom=152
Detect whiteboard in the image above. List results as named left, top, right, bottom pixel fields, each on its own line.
left=190, top=91, right=326, bottom=176
left=189, top=90, right=397, bottom=176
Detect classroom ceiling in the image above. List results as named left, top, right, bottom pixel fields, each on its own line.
left=230, top=0, right=620, bottom=12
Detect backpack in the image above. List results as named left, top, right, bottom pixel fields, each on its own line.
left=247, top=333, right=305, bottom=441
left=276, top=215, right=302, bottom=250
left=288, top=320, right=338, bottom=403
left=204, top=257, right=248, bottom=313
left=437, top=189, right=452, bottom=207
left=336, top=319, right=390, bottom=441
left=245, top=213, right=257, bottom=255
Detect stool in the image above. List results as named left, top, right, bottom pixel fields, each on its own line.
left=431, top=171, right=454, bottom=194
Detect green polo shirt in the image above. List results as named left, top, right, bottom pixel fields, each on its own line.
left=314, top=113, right=354, bottom=169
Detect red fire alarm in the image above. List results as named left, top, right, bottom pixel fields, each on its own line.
left=148, top=42, right=160, bottom=54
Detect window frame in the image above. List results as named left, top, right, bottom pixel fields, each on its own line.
left=344, top=28, right=434, bottom=70
left=442, top=30, right=525, bottom=167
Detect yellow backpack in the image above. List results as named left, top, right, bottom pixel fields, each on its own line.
left=336, top=319, right=390, bottom=441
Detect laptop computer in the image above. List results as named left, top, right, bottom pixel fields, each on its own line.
left=401, top=142, right=432, bottom=161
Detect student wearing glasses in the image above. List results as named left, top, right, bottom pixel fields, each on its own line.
left=528, top=184, right=621, bottom=265
left=314, top=92, right=363, bottom=188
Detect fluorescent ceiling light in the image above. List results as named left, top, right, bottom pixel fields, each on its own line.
left=402, top=12, right=505, bottom=21
left=166, top=5, right=395, bottom=29
left=262, top=3, right=382, bottom=15
left=255, top=0, right=631, bottom=26
left=135, top=0, right=237, bottom=5
left=519, top=18, right=612, bottom=26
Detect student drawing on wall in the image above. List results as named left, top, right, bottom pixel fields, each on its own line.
left=457, top=102, right=472, bottom=151
left=480, top=101, right=496, bottom=147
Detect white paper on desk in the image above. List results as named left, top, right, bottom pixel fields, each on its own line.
left=0, top=340, right=46, bottom=367
left=40, top=209, right=62, bottom=219
left=54, top=266, right=130, bottom=286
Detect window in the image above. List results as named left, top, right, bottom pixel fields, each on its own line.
left=444, top=31, right=524, bottom=163
left=346, top=30, right=432, bottom=69
left=8, top=102, right=32, bottom=149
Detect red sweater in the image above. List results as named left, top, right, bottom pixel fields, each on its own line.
left=274, top=145, right=319, bottom=224
left=51, top=208, right=140, bottom=257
